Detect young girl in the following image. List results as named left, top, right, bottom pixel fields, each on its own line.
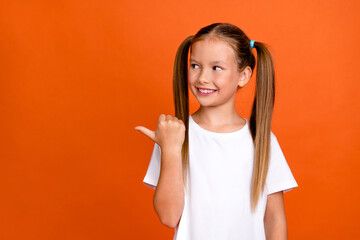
left=135, top=22, right=298, bottom=240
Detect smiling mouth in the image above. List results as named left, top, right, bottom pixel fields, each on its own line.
left=197, top=87, right=217, bottom=95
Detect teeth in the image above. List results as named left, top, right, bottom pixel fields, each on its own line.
left=199, top=88, right=215, bottom=93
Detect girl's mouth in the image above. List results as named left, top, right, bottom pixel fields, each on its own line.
left=197, top=87, right=217, bottom=96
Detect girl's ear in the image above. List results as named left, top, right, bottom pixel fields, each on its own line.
left=238, top=66, right=252, bottom=88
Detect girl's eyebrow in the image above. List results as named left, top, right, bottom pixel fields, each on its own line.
left=211, top=60, right=226, bottom=65
left=190, top=58, right=226, bottom=65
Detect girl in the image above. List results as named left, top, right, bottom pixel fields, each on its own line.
left=135, top=23, right=298, bottom=240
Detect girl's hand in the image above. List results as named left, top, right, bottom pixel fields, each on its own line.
left=134, top=114, right=185, bottom=153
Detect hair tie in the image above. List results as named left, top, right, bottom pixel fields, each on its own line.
left=250, top=40, right=255, bottom=49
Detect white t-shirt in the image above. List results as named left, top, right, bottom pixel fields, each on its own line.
left=143, top=115, right=298, bottom=240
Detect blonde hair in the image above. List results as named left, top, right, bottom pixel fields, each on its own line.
left=173, top=23, right=275, bottom=213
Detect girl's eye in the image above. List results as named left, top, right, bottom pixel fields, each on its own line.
left=213, top=66, right=222, bottom=71
left=191, top=64, right=199, bottom=69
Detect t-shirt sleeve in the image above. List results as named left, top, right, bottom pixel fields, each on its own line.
left=265, top=132, right=298, bottom=195
left=143, top=142, right=161, bottom=190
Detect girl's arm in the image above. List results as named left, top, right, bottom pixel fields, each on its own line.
left=264, top=191, right=288, bottom=240
left=153, top=147, right=184, bottom=228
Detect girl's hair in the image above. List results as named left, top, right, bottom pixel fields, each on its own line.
left=173, top=23, right=275, bottom=213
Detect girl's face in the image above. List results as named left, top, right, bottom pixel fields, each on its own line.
left=188, top=38, right=246, bottom=108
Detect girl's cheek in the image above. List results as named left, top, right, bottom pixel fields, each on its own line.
left=188, top=73, right=197, bottom=83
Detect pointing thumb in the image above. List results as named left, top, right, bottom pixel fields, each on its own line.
left=134, top=126, right=156, bottom=142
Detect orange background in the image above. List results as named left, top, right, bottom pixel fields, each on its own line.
left=1, top=0, right=359, bottom=239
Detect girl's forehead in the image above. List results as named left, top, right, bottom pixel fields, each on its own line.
left=191, top=38, right=232, bottom=49
left=190, top=39, right=237, bottom=63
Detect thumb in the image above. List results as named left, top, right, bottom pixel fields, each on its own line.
left=134, top=126, right=156, bottom=142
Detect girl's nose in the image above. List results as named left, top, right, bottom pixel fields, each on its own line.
left=198, top=70, right=210, bottom=83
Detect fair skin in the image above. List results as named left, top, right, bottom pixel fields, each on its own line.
left=188, top=38, right=251, bottom=129
left=135, top=38, right=288, bottom=237
left=135, top=114, right=185, bottom=228
left=264, top=191, right=288, bottom=239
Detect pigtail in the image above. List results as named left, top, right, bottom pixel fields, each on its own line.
left=173, top=35, right=194, bottom=194
left=249, top=41, right=275, bottom=213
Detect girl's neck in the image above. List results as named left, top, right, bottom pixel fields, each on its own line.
left=191, top=107, right=245, bottom=129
